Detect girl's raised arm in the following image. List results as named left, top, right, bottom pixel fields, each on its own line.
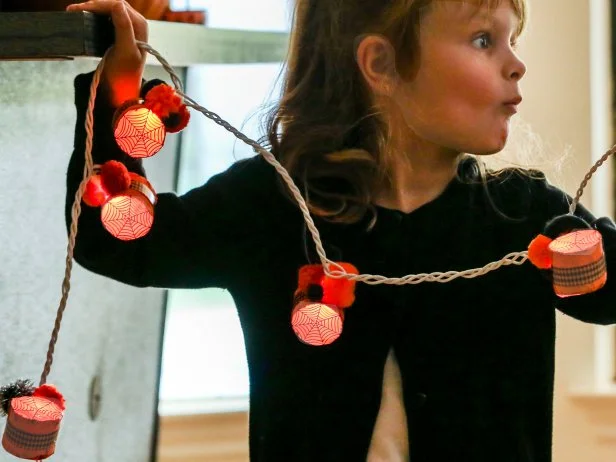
left=66, top=72, right=276, bottom=290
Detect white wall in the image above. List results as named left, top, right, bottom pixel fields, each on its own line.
left=169, top=0, right=291, bottom=31
left=512, top=1, right=616, bottom=460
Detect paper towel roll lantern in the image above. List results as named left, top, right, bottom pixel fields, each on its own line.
left=291, top=263, right=359, bottom=346
left=1, top=385, right=65, bottom=461
left=291, top=300, right=344, bottom=346
left=113, top=100, right=166, bottom=159
left=549, top=229, right=607, bottom=297
left=101, top=173, right=157, bottom=241
left=112, top=82, right=191, bottom=158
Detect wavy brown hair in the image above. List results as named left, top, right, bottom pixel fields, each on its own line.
left=264, top=0, right=528, bottom=224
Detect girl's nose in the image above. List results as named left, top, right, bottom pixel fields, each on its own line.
left=508, top=53, right=527, bottom=81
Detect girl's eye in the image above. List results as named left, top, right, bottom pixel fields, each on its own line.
left=473, top=33, right=491, bottom=49
left=472, top=33, right=492, bottom=49
left=472, top=32, right=518, bottom=51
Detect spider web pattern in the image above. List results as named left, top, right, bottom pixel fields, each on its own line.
left=101, top=192, right=154, bottom=241
left=291, top=303, right=343, bottom=346
left=114, top=107, right=166, bottom=158
left=549, top=229, right=602, bottom=254
left=11, top=396, right=63, bottom=422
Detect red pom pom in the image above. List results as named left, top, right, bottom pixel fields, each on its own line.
left=528, top=234, right=553, bottom=269
left=83, top=175, right=109, bottom=207
left=321, top=262, right=359, bottom=309
left=295, top=265, right=325, bottom=298
left=33, top=384, right=66, bottom=411
left=100, top=161, right=131, bottom=195
left=164, top=105, right=191, bottom=133
left=144, top=84, right=183, bottom=120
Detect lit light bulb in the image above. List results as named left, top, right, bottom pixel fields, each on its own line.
left=2, top=395, right=63, bottom=460
left=113, top=103, right=166, bottom=158
left=101, top=175, right=157, bottom=241
left=291, top=300, right=344, bottom=346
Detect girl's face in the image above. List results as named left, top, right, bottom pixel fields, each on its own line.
left=393, top=0, right=526, bottom=156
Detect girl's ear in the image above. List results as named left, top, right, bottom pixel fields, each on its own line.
left=355, top=34, right=398, bottom=96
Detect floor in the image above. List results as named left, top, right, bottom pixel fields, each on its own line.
left=157, top=411, right=249, bottom=462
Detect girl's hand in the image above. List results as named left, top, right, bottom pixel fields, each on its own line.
left=66, top=1, right=149, bottom=107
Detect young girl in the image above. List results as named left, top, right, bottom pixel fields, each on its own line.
left=65, top=0, right=616, bottom=461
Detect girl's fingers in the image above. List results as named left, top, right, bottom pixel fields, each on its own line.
left=67, top=1, right=146, bottom=105
left=122, top=3, right=148, bottom=43
left=66, top=1, right=120, bottom=13
left=109, top=2, right=136, bottom=56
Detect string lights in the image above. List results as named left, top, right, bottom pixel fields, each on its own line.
left=0, top=40, right=613, bottom=460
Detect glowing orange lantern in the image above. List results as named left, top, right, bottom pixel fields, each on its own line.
left=101, top=174, right=157, bottom=241
left=291, top=262, right=358, bottom=346
left=113, top=100, right=166, bottom=158
left=549, top=229, right=607, bottom=297
left=2, top=387, right=64, bottom=461
left=291, top=300, right=344, bottom=346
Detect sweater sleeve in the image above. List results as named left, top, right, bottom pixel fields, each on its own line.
left=66, top=72, right=269, bottom=289
left=535, top=176, right=616, bottom=325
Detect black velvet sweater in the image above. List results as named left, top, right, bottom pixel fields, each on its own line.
left=67, top=72, right=616, bottom=462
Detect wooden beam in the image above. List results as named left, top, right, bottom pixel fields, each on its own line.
left=0, top=11, right=290, bottom=65
left=0, top=11, right=113, bottom=59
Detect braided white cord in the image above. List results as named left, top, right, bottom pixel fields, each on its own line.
left=569, top=145, right=616, bottom=215
left=42, top=38, right=614, bottom=384
left=40, top=51, right=109, bottom=385
left=135, top=41, right=537, bottom=284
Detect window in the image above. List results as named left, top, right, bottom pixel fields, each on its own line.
left=169, top=0, right=290, bottom=32
left=159, top=1, right=291, bottom=414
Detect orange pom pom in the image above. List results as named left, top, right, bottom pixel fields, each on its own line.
left=83, top=175, right=109, bottom=207
left=100, top=160, right=131, bottom=195
left=528, top=234, right=553, bottom=269
left=144, top=84, right=183, bottom=120
left=321, top=262, right=359, bottom=309
left=33, top=384, right=66, bottom=411
left=164, top=105, right=191, bottom=133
